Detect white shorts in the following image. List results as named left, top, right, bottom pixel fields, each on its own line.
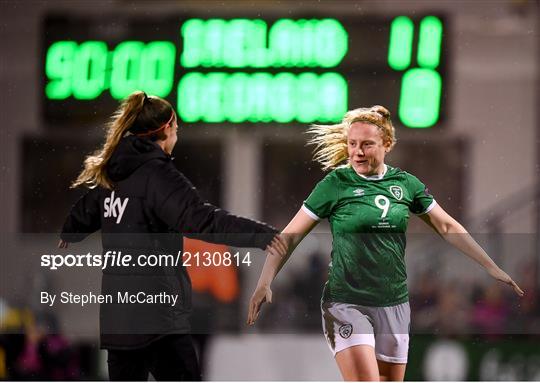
left=321, top=301, right=410, bottom=364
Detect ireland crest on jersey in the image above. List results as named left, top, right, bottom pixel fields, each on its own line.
left=389, top=186, right=403, bottom=200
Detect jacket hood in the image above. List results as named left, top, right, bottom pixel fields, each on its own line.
left=107, top=135, right=169, bottom=182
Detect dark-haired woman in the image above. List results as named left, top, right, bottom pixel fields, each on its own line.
left=59, top=91, right=283, bottom=381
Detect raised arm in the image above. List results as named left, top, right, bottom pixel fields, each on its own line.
left=149, top=162, right=277, bottom=250
left=247, top=208, right=319, bottom=325
left=419, top=204, right=524, bottom=297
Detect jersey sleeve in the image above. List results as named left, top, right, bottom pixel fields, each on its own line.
left=61, top=188, right=102, bottom=242
left=407, top=174, right=436, bottom=215
left=303, top=173, right=338, bottom=220
left=147, top=161, right=277, bottom=250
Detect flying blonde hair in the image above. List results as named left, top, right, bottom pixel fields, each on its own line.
left=307, top=105, right=396, bottom=171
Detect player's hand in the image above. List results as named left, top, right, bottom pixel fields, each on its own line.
left=247, top=284, right=272, bottom=326
left=266, top=234, right=289, bottom=259
left=58, top=239, right=68, bottom=249
left=488, top=266, right=524, bottom=297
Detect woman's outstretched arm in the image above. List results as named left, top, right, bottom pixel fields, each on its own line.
left=247, top=208, right=319, bottom=325
left=420, top=204, right=524, bottom=297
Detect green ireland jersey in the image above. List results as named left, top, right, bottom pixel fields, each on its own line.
left=303, top=164, right=435, bottom=307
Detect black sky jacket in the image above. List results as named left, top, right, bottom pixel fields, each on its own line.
left=61, top=135, right=277, bottom=350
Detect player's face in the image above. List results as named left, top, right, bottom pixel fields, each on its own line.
left=347, top=122, right=389, bottom=176
left=164, top=114, right=178, bottom=154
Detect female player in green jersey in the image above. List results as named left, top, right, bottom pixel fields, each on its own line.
left=247, top=105, right=524, bottom=381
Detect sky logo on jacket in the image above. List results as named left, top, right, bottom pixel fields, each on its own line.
left=104, top=191, right=129, bottom=224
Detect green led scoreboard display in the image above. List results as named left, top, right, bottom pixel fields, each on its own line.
left=43, top=14, right=446, bottom=128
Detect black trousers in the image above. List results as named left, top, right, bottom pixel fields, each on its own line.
left=107, top=335, right=201, bottom=381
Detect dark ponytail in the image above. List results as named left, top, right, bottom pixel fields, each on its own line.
left=72, top=91, right=173, bottom=189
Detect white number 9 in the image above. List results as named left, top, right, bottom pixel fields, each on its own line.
left=375, top=195, right=390, bottom=218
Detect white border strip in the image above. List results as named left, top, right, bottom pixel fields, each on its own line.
left=375, top=352, right=408, bottom=364
left=302, top=204, right=321, bottom=221
left=355, top=164, right=388, bottom=180
left=415, top=199, right=437, bottom=216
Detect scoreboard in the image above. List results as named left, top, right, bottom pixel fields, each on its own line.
left=43, top=13, right=446, bottom=128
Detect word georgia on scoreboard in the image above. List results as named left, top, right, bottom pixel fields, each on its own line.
left=43, top=14, right=446, bottom=128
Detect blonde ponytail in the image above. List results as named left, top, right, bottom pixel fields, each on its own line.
left=306, top=123, right=349, bottom=172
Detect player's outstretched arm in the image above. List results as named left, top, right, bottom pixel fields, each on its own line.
left=247, top=209, right=319, bottom=325
left=419, top=204, right=524, bottom=297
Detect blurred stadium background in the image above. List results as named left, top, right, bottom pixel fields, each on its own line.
left=1, top=0, right=539, bottom=380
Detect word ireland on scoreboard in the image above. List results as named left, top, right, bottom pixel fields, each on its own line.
left=43, top=14, right=446, bottom=128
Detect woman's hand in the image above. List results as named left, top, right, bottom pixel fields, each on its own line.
left=487, top=266, right=524, bottom=297
left=247, top=284, right=272, bottom=326
left=266, top=234, right=289, bottom=258
left=57, top=239, right=68, bottom=249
